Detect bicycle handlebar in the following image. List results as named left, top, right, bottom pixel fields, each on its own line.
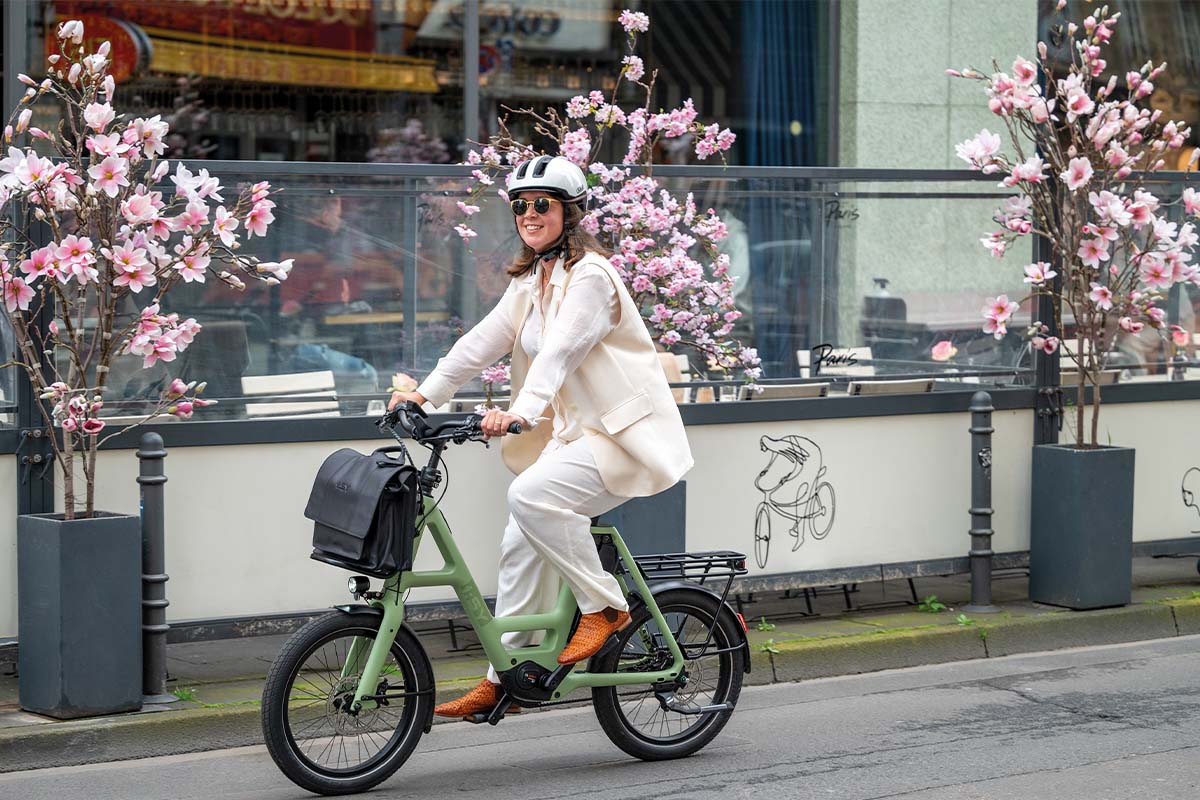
left=377, top=401, right=522, bottom=445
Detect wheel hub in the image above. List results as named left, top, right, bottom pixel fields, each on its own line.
left=325, top=676, right=381, bottom=734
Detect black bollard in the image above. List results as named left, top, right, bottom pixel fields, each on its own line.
left=137, top=432, right=176, bottom=703
left=964, top=391, right=999, bottom=613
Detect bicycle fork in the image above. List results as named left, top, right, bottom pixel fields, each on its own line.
left=345, top=576, right=406, bottom=713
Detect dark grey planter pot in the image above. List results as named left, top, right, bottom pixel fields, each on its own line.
left=18, top=512, right=143, bottom=719
left=603, top=481, right=686, bottom=556
left=1029, top=444, right=1135, bottom=610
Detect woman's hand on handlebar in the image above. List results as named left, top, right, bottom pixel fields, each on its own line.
left=480, top=408, right=526, bottom=439
left=389, top=390, right=427, bottom=411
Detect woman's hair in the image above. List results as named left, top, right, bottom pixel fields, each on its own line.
left=507, top=200, right=611, bottom=277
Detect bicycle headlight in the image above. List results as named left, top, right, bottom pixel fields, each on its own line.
left=348, top=576, right=370, bottom=598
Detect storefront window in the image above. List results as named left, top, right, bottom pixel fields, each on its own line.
left=28, top=1, right=463, bottom=162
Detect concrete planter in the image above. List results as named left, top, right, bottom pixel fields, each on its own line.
left=18, top=512, right=143, bottom=719
left=604, top=481, right=687, bottom=555
left=1029, top=444, right=1135, bottom=610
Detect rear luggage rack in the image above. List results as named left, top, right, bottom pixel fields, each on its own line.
left=598, top=545, right=749, bottom=663
left=630, top=551, right=748, bottom=587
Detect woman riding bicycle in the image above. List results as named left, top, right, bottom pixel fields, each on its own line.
left=389, top=155, right=693, bottom=718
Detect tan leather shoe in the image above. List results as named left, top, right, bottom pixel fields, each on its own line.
left=558, top=608, right=632, bottom=665
left=433, top=679, right=520, bottom=718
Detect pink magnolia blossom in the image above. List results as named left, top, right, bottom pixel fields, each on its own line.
left=1012, top=57, right=1038, bottom=85
left=3, top=277, right=34, bottom=311
left=455, top=201, right=481, bottom=216
left=1077, top=237, right=1110, bottom=268
left=983, top=316, right=1009, bottom=339
left=81, top=418, right=105, bottom=436
left=1119, top=317, right=1145, bottom=334
left=121, top=191, right=158, bottom=224
left=1060, top=157, right=1094, bottom=191
left=1139, top=255, right=1174, bottom=290
left=56, top=235, right=95, bottom=270
left=1004, top=156, right=1046, bottom=186
left=174, top=200, right=209, bottom=232
left=1170, top=325, right=1190, bottom=347
left=1030, top=336, right=1060, bottom=354
left=1088, top=282, right=1114, bottom=310
left=983, top=294, right=1020, bottom=323
left=113, top=254, right=157, bottom=293
left=20, top=245, right=58, bottom=282
left=955, top=129, right=1002, bottom=169
left=244, top=200, right=274, bottom=237
left=930, top=340, right=957, bottom=361
left=211, top=205, right=239, bottom=246
left=86, top=155, right=129, bottom=198
left=83, top=102, right=115, bottom=133
left=1023, top=262, right=1057, bottom=284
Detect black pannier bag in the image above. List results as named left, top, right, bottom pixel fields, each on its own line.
left=304, top=446, right=420, bottom=578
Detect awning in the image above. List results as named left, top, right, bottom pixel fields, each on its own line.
left=142, top=26, right=439, bottom=93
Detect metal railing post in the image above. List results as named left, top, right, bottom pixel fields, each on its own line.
left=137, top=432, right=176, bottom=703
left=965, top=391, right=999, bottom=613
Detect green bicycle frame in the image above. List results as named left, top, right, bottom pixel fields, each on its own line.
left=350, top=495, right=686, bottom=709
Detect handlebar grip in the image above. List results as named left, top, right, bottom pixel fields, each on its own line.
left=506, top=421, right=523, bottom=435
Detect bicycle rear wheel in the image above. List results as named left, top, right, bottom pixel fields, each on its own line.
left=590, top=588, right=744, bottom=761
left=261, top=611, right=433, bottom=795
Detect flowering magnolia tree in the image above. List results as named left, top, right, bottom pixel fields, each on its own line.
left=454, top=9, right=760, bottom=383
left=0, top=20, right=289, bottom=518
left=951, top=2, right=1199, bottom=447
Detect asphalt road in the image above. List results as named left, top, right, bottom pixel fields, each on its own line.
left=5, top=636, right=1200, bottom=800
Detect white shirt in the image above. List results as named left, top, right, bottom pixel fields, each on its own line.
left=417, top=256, right=619, bottom=443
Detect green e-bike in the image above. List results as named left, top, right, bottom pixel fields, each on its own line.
left=261, top=402, right=749, bottom=795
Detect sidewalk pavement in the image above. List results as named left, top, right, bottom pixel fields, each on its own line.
left=3, top=555, right=1200, bottom=772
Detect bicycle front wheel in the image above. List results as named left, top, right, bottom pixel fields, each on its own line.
left=590, top=588, right=744, bottom=761
left=261, top=611, right=433, bottom=795
left=754, top=503, right=771, bottom=568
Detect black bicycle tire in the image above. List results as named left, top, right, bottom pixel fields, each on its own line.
left=261, top=612, right=433, bottom=795
left=808, top=481, right=836, bottom=540
left=590, top=588, right=744, bottom=761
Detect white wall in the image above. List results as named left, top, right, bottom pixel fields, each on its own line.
left=5, top=400, right=1194, bottom=638
left=0, top=458, right=18, bottom=638
left=1081, top=400, right=1200, bottom=542
left=0, top=409, right=1031, bottom=636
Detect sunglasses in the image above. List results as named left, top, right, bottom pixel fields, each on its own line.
left=509, top=197, right=561, bottom=216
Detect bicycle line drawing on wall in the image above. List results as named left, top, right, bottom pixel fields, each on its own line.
left=753, top=434, right=837, bottom=569
left=1182, top=467, right=1200, bottom=534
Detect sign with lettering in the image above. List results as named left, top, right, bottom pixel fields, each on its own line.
left=417, top=0, right=612, bottom=52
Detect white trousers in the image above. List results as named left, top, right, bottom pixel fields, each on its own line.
left=486, top=436, right=629, bottom=683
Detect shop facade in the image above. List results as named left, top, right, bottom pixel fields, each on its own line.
left=2, top=1, right=1200, bottom=642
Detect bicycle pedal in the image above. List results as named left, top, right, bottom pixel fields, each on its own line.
left=463, top=712, right=490, bottom=724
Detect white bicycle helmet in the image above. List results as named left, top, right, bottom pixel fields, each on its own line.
left=508, top=155, right=588, bottom=203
